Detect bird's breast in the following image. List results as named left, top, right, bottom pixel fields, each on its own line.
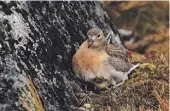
left=72, top=48, right=108, bottom=74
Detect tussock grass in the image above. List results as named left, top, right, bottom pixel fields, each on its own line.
left=19, top=75, right=44, bottom=111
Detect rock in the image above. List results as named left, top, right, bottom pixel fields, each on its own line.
left=0, top=1, right=123, bottom=111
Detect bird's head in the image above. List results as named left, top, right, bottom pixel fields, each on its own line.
left=87, top=28, right=105, bottom=48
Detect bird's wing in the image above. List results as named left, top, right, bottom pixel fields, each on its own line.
left=104, top=44, right=128, bottom=62
left=104, top=44, right=133, bottom=72
left=107, top=57, right=132, bottom=72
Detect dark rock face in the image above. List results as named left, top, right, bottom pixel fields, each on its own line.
left=0, top=1, right=122, bottom=111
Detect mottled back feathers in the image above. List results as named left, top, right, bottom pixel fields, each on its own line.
left=103, top=44, right=132, bottom=72
left=104, top=44, right=128, bottom=62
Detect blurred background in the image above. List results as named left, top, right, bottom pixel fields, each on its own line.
left=102, top=1, right=169, bottom=64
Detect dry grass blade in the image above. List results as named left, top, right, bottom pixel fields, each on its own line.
left=118, top=1, right=149, bottom=11
left=19, top=75, right=45, bottom=111
left=153, top=90, right=169, bottom=111
left=19, top=97, right=32, bottom=111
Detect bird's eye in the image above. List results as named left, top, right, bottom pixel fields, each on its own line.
left=97, top=34, right=100, bottom=38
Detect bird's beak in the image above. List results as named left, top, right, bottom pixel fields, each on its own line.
left=88, top=39, right=94, bottom=48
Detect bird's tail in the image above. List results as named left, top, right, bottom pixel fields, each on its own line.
left=127, top=63, right=140, bottom=74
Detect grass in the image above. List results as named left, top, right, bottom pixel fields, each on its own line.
left=19, top=75, right=44, bottom=111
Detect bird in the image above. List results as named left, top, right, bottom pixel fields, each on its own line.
left=72, top=28, right=140, bottom=90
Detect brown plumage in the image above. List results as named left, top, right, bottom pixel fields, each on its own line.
left=72, top=28, right=140, bottom=89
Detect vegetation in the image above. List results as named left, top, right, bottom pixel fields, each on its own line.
left=19, top=75, right=44, bottom=111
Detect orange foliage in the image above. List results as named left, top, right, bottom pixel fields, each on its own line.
left=153, top=90, right=169, bottom=111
